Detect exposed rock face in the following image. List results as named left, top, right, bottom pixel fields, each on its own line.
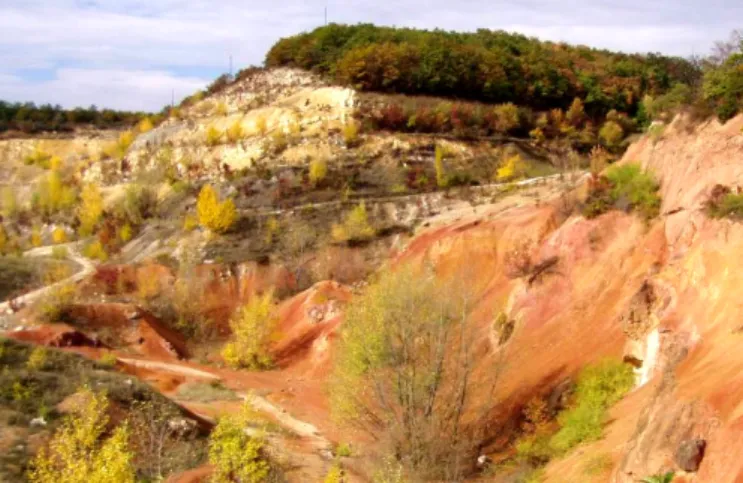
left=675, top=438, right=706, bottom=472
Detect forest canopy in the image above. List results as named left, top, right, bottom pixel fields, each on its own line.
left=0, top=101, right=148, bottom=134
left=266, top=24, right=700, bottom=119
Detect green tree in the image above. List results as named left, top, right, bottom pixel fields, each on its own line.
left=330, top=266, right=492, bottom=479
left=28, top=387, right=135, bottom=483
left=222, top=291, right=276, bottom=369
left=208, top=402, right=270, bottom=483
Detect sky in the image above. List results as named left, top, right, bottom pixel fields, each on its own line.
left=1, top=0, right=741, bottom=112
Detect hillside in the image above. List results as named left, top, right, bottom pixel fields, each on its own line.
left=1, top=53, right=743, bottom=482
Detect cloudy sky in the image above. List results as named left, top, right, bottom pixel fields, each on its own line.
left=1, top=0, right=740, bottom=112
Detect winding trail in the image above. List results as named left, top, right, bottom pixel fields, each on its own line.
left=0, top=243, right=96, bottom=315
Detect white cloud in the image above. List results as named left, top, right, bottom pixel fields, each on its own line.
left=0, top=68, right=208, bottom=111
left=1, top=0, right=741, bottom=110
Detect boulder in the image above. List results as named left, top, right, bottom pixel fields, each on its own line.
left=675, top=438, right=706, bottom=472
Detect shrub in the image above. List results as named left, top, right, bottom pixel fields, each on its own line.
left=434, top=145, right=448, bottom=188
left=324, top=463, right=344, bottom=483
left=52, top=246, right=68, bottom=259
left=206, top=125, right=222, bottom=146
left=27, top=386, right=135, bottom=483
left=309, top=157, right=328, bottom=186
left=83, top=240, right=108, bottom=261
left=343, top=121, right=360, bottom=147
left=183, top=214, right=199, bottom=231
left=38, top=282, right=76, bottom=322
left=78, top=183, right=104, bottom=236
left=331, top=202, right=376, bottom=243
left=52, top=227, right=67, bottom=244
left=138, top=117, right=154, bottom=133
left=31, top=225, right=42, bottom=247
left=255, top=115, right=268, bottom=135
left=1, top=186, right=18, bottom=219
left=549, top=360, right=634, bottom=454
left=196, top=184, right=237, bottom=234
left=98, top=352, right=118, bottom=368
left=605, top=163, right=661, bottom=219
left=119, top=223, right=133, bottom=243
left=221, top=291, right=276, bottom=370
left=215, top=101, right=228, bottom=116
left=121, top=183, right=158, bottom=224
left=599, top=121, right=624, bottom=148
left=208, top=402, right=270, bottom=483
left=267, top=130, right=288, bottom=154
left=26, top=346, right=49, bottom=371
left=493, top=103, right=520, bottom=133
left=24, top=146, right=53, bottom=168
left=707, top=187, right=743, bottom=219
left=641, top=472, right=675, bottom=483
left=35, top=170, right=76, bottom=216
left=336, top=442, right=352, bottom=457
left=226, top=120, right=245, bottom=143
left=496, top=154, right=527, bottom=182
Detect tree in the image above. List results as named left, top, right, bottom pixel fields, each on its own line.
left=330, top=266, right=496, bottom=479
left=496, top=153, right=527, bottom=182
left=309, top=156, right=328, bottom=186
left=331, top=202, right=376, bottom=243
left=434, top=145, right=448, bottom=188
left=565, top=98, right=586, bottom=127
left=197, top=184, right=237, bottom=234
left=598, top=121, right=624, bottom=148
left=78, top=183, right=104, bottom=236
left=222, top=291, right=276, bottom=369
left=208, top=402, right=270, bottom=483
left=28, top=387, right=135, bottom=483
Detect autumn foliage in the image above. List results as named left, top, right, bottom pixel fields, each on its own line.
left=196, top=184, right=237, bottom=234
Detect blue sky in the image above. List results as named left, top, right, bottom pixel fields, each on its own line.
left=1, top=0, right=741, bottom=112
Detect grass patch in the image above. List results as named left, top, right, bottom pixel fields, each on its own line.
left=583, top=163, right=661, bottom=220
left=549, top=360, right=634, bottom=453
left=176, top=381, right=239, bottom=402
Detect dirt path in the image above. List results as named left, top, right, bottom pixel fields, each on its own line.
left=0, top=243, right=95, bottom=315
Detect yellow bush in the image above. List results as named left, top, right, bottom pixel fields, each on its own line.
left=309, top=157, right=328, bottom=186
left=49, top=156, right=63, bottom=171
left=1, top=187, right=18, bottom=218
left=255, top=115, right=268, bottom=135
left=222, top=291, right=276, bottom=369
left=119, top=223, right=132, bottom=243
left=215, top=101, right=228, bottom=116
left=209, top=402, right=269, bottom=483
left=494, top=103, right=520, bottom=133
left=28, top=387, right=135, bottom=483
left=196, top=184, right=237, bottom=234
left=183, top=214, right=199, bottom=231
left=24, top=145, right=52, bottom=167
left=0, top=225, right=8, bottom=255
left=342, top=121, right=359, bottom=147
left=31, top=225, right=43, bottom=247
left=52, top=227, right=67, bottom=244
left=496, top=154, right=527, bottom=182
left=138, top=117, right=154, bottom=133
left=206, top=125, right=222, bottom=146
left=36, top=170, right=76, bottom=216
left=78, top=183, right=104, bottom=236
left=331, top=202, right=376, bottom=243
left=599, top=121, right=624, bottom=148
left=26, top=346, right=49, bottom=371
left=264, top=217, right=280, bottom=245
left=83, top=240, right=108, bottom=261
left=434, top=145, right=448, bottom=188
left=324, top=463, right=344, bottom=483
left=226, top=120, right=245, bottom=143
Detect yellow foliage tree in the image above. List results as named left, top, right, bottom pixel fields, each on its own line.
left=434, top=145, right=448, bottom=188
left=138, top=117, right=154, bottom=133
left=255, top=115, right=268, bottom=135
left=493, top=103, right=520, bottom=133
left=196, top=184, right=237, bottom=234
left=496, top=154, right=527, bottom=182
left=1, top=186, right=18, bottom=218
left=215, top=102, right=228, bottom=116
left=206, top=125, right=222, bottom=146
left=28, top=387, right=135, bottom=483
left=226, top=120, right=245, bottom=143
left=222, top=291, right=276, bottom=369
left=78, top=183, right=104, bottom=236
left=599, top=121, right=624, bottom=148
left=208, top=402, right=269, bottom=483
left=342, top=121, right=359, bottom=147
left=0, top=225, right=7, bottom=255
left=31, top=225, right=42, bottom=247
left=309, top=157, right=328, bottom=186
left=331, top=202, right=376, bottom=243
left=36, top=170, right=76, bottom=216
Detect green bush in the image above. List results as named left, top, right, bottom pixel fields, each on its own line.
left=548, top=360, right=634, bottom=454
left=584, top=163, right=661, bottom=220
left=708, top=192, right=743, bottom=219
